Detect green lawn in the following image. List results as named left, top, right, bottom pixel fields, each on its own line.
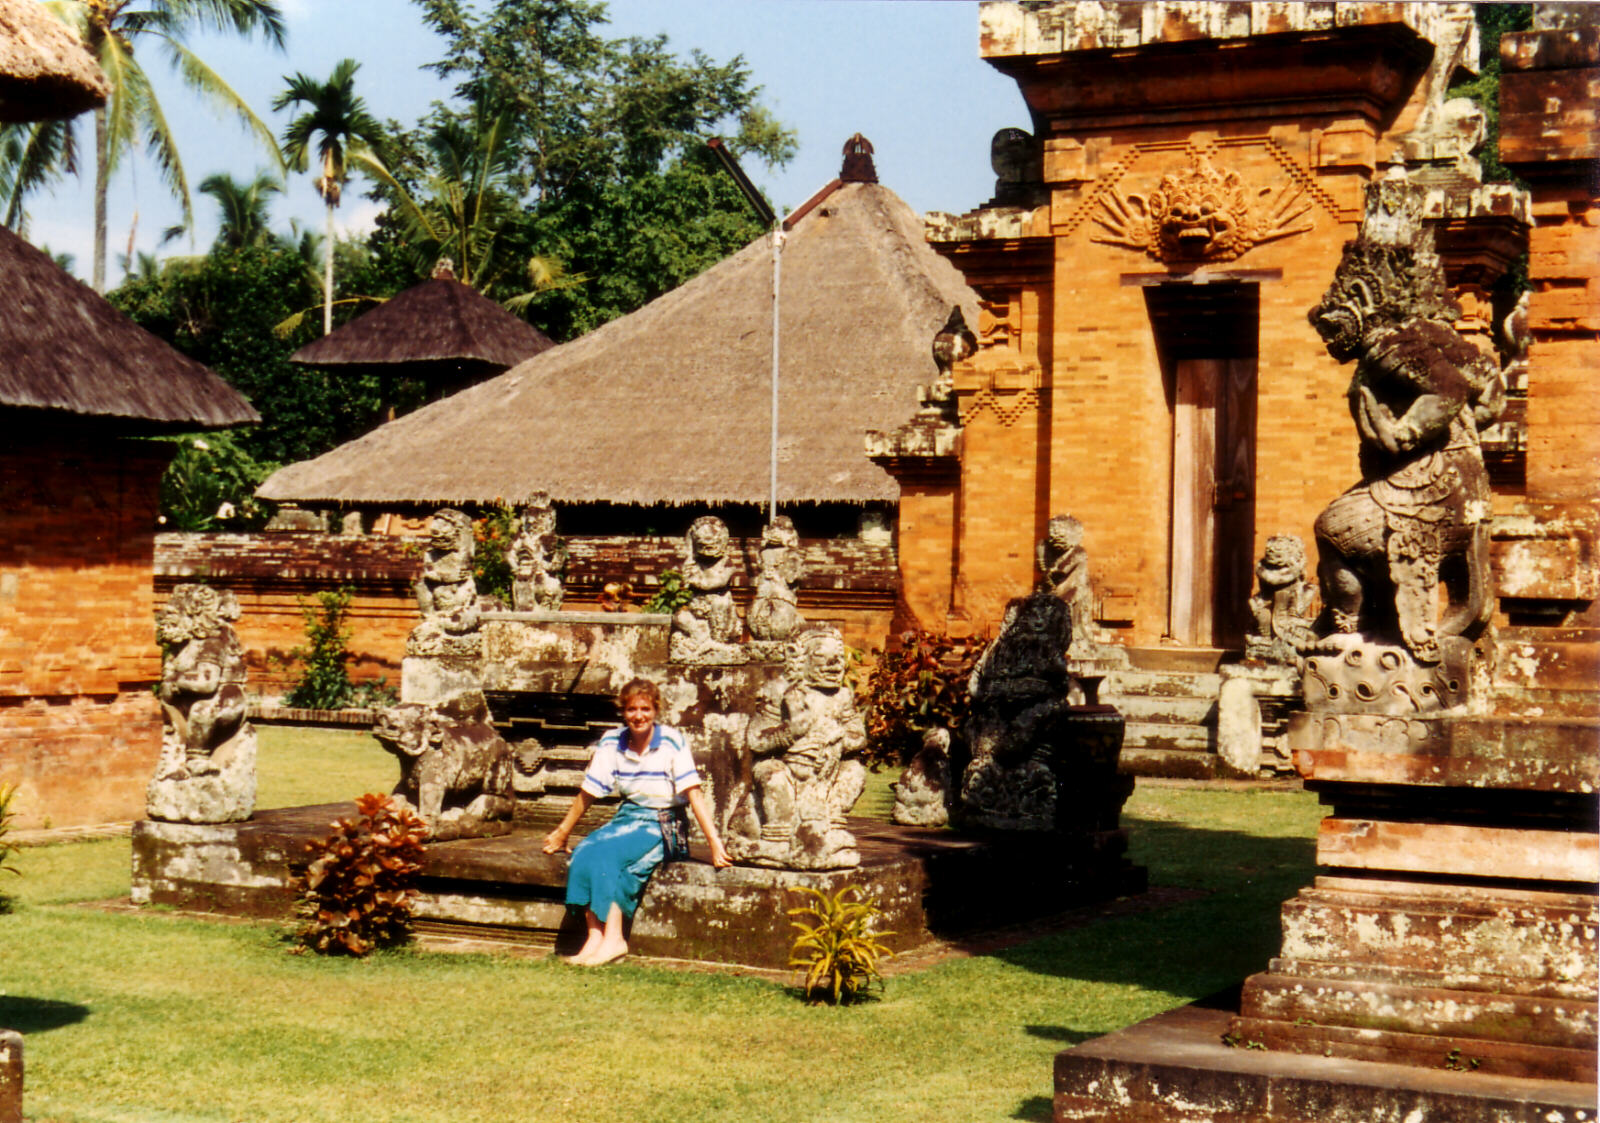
left=2, top=728, right=1324, bottom=1123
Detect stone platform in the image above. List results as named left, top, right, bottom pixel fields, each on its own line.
left=131, top=804, right=1146, bottom=968
left=1053, top=995, right=1598, bottom=1123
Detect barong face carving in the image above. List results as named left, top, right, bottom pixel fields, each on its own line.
left=1091, top=151, right=1314, bottom=263
left=669, top=516, right=743, bottom=665
left=747, top=516, right=804, bottom=644
left=1245, top=535, right=1318, bottom=668
left=372, top=693, right=514, bottom=841
left=1306, top=177, right=1503, bottom=710
left=148, top=584, right=256, bottom=823
left=408, top=508, right=483, bottom=657
left=725, top=628, right=867, bottom=869
left=958, top=592, right=1074, bottom=831
left=510, top=491, right=568, bottom=612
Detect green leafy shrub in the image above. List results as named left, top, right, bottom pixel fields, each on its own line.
left=788, top=886, right=894, bottom=1005
left=860, top=630, right=987, bottom=769
left=293, top=792, right=428, bottom=956
left=348, top=677, right=399, bottom=709
left=472, top=503, right=517, bottom=604
left=158, top=431, right=278, bottom=532
left=644, top=568, right=693, bottom=614
left=284, top=588, right=355, bottom=710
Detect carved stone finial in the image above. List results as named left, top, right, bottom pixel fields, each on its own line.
left=510, top=492, right=567, bottom=612
left=725, top=627, right=867, bottom=869
left=1305, top=175, right=1505, bottom=708
left=407, top=508, right=483, bottom=657
left=432, top=257, right=456, bottom=281
left=840, top=133, right=877, bottom=184
left=148, top=584, right=256, bottom=823
left=669, top=516, right=744, bottom=665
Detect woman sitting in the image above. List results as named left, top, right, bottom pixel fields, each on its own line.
left=542, top=677, right=731, bottom=964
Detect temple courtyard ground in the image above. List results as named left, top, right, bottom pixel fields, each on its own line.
left=4, top=728, right=1322, bottom=1123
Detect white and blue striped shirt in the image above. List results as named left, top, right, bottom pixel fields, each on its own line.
left=580, top=724, right=701, bottom=810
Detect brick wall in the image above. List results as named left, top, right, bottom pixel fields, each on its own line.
left=0, top=437, right=170, bottom=830
left=154, top=531, right=901, bottom=695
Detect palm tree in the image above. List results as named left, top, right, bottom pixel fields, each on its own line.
left=198, top=170, right=280, bottom=249
left=274, top=58, right=385, bottom=335
left=1, top=118, right=78, bottom=232
left=46, top=0, right=287, bottom=292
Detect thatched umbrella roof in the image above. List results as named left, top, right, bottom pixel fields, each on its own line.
left=0, top=0, right=108, bottom=123
left=0, top=225, right=259, bottom=431
left=290, top=270, right=555, bottom=384
left=259, top=169, right=978, bottom=509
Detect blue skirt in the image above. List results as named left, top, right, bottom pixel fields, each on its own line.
left=565, top=801, right=666, bottom=920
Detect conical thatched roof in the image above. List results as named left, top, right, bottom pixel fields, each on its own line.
left=260, top=177, right=978, bottom=508
left=290, top=276, right=555, bottom=378
left=0, top=0, right=107, bottom=123
left=0, top=225, right=259, bottom=430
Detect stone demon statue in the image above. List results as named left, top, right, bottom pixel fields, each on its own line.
left=746, top=516, right=804, bottom=645
left=1245, top=534, right=1318, bottom=668
left=1306, top=177, right=1504, bottom=707
left=725, top=627, right=867, bottom=869
left=148, top=584, right=255, bottom=823
left=372, top=693, right=514, bottom=841
left=669, top=515, right=742, bottom=664
left=409, top=508, right=482, bottom=657
left=509, top=491, right=567, bottom=612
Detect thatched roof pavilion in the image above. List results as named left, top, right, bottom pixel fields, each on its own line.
left=289, top=263, right=556, bottom=396
left=1, top=225, right=258, bottom=431
left=0, top=0, right=108, bottom=122
left=259, top=142, right=978, bottom=513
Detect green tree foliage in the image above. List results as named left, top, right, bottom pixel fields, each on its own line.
left=159, top=431, right=276, bottom=531
left=860, top=631, right=987, bottom=769
left=1, top=116, right=79, bottom=231
left=198, top=170, right=282, bottom=249
left=44, top=0, right=288, bottom=291
left=399, top=0, right=796, bottom=338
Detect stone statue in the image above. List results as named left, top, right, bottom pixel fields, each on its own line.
left=958, top=592, right=1074, bottom=831
left=1245, top=535, right=1318, bottom=667
left=1306, top=176, right=1503, bottom=709
left=725, top=628, right=867, bottom=869
left=509, top=491, right=567, bottom=612
left=407, top=508, right=482, bottom=657
left=892, top=727, right=951, bottom=828
left=1037, top=514, right=1095, bottom=652
left=371, top=691, right=514, bottom=841
left=746, top=516, right=804, bottom=645
left=147, top=584, right=256, bottom=823
left=669, top=515, right=743, bottom=664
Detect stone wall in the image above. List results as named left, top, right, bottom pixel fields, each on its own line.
left=154, top=531, right=899, bottom=696
left=1, top=437, right=170, bottom=831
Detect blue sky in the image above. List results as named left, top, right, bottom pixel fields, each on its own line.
left=23, top=1, right=1030, bottom=284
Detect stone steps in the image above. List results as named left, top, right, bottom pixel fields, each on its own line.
left=1104, top=660, right=1225, bottom=777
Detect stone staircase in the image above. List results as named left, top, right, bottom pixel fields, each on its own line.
left=1104, top=648, right=1226, bottom=779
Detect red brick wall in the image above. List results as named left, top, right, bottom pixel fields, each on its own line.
left=0, top=437, right=170, bottom=830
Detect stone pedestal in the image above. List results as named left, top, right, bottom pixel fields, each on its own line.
left=0, top=1031, right=19, bottom=1123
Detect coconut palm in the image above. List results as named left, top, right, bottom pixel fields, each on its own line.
left=1, top=117, right=79, bottom=232
left=198, top=169, right=280, bottom=249
left=45, top=0, right=287, bottom=292
left=274, top=58, right=385, bottom=335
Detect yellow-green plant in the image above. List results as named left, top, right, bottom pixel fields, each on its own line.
left=0, top=782, right=21, bottom=908
left=788, top=886, right=894, bottom=1005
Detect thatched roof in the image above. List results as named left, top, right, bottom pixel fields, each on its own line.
left=0, top=0, right=107, bottom=123
left=0, top=225, right=259, bottom=430
left=260, top=175, right=979, bottom=508
left=290, top=276, right=555, bottom=377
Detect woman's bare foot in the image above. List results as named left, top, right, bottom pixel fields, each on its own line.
left=582, top=938, right=628, bottom=966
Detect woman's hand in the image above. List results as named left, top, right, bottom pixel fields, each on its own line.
left=541, top=828, right=571, bottom=855
left=707, top=836, right=733, bottom=869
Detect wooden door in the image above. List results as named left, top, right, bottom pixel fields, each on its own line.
left=1169, top=356, right=1257, bottom=647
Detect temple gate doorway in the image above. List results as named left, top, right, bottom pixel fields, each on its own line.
left=1146, top=281, right=1260, bottom=649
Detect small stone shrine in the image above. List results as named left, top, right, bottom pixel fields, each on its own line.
left=146, top=584, right=256, bottom=824
left=509, top=491, right=567, bottom=613
left=372, top=690, right=515, bottom=840
left=723, top=627, right=868, bottom=869
left=668, top=515, right=743, bottom=664
left=957, top=590, right=1131, bottom=834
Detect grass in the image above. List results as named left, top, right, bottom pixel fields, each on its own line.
left=1, top=729, right=1325, bottom=1123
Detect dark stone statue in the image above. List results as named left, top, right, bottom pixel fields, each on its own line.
left=1245, top=534, right=1318, bottom=667
left=372, top=692, right=514, bottom=840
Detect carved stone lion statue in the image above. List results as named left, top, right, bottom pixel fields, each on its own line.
left=371, top=693, right=514, bottom=841
left=148, top=584, right=256, bottom=823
